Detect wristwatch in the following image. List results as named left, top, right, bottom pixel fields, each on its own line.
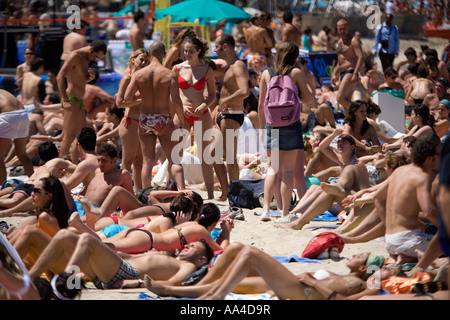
left=137, top=279, right=143, bottom=288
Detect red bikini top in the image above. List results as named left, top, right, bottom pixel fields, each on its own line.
left=176, top=65, right=209, bottom=90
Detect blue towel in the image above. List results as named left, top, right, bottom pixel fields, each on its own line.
left=272, top=255, right=324, bottom=264
left=312, top=211, right=339, bottom=221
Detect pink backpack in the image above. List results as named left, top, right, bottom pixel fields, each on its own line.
left=264, top=67, right=301, bottom=127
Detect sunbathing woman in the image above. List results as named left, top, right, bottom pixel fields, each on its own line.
left=172, top=36, right=216, bottom=199
left=76, top=186, right=203, bottom=231
left=97, top=196, right=197, bottom=240
left=343, top=100, right=381, bottom=157
left=105, top=203, right=232, bottom=255
left=144, top=245, right=384, bottom=300
left=116, top=48, right=149, bottom=192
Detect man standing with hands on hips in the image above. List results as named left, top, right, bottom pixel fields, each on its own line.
left=373, top=14, right=399, bottom=72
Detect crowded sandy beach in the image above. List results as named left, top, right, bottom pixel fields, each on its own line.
left=1, top=0, right=450, bottom=305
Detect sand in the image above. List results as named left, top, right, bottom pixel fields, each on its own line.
left=1, top=36, right=448, bottom=301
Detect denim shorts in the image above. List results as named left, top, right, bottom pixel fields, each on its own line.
left=264, top=120, right=304, bottom=151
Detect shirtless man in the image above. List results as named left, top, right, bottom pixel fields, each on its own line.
left=83, top=69, right=115, bottom=120
left=332, top=19, right=364, bottom=115
left=57, top=40, right=107, bottom=162
left=404, top=64, right=435, bottom=106
left=129, top=10, right=146, bottom=52
left=118, top=41, right=187, bottom=189
left=244, top=15, right=273, bottom=83
left=380, top=134, right=440, bottom=265
left=213, top=34, right=250, bottom=201
left=16, top=47, right=35, bottom=91
left=60, top=20, right=88, bottom=63
left=28, top=229, right=214, bottom=290
left=21, top=57, right=46, bottom=113
left=280, top=10, right=301, bottom=46
left=63, top=127, right=99, bottom=193
left=0, top=90, right=33, bottom=185
left=61, top=20, right=89, bottom=65
left=81, top=143, right=133, bottom=210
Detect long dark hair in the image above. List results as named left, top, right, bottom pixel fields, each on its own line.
left=344, top=100, right=370, bottom=136
left=413, top=104, right=435, bottom=127
left=37, top=176, right=70, bottom=229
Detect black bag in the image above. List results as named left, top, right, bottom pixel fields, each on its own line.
left=227, top=179, right=265, bottom=209
left=380, top=39, right=389, bottom=49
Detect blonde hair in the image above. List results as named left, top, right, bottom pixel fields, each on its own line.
left=127, top=48, right=148, bottom=70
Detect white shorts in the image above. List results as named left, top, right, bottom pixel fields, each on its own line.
left=0, top=109, right=29, bottom=139
left=385, top=229, right=433, bottom=258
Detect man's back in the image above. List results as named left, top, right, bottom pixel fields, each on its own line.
left=385, top=164, right=429, bottom=234
left=61, top=32, right=87, bottom=61
left=135, top=63, right=174, bottom=114
left=245, top=26, right=271, bottom=55
left=281, top=24, right=301, bottom=46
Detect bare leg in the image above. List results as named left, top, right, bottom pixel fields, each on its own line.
left=29, top=229, right=80, bottom=278
left=277, top=190, right=336, bottom=230
left=60, top=103, right=86, bottom=161
left=13, top=225, right=52, bottom=260
left=0, top=197, right=34, bottom=217
left=336, top=73, right=354, bottom=115
left=198, top=246, right=307, bottom=300
left=64, top=233, right=123, bottom=284
left=139, top=131, right=158, bottom=189
left=12, top=137, right=34, bottom=178
left=279, top=150, right=298, bottom=217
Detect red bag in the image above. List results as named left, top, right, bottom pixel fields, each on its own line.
left=301, top=232, right=344, bottom=259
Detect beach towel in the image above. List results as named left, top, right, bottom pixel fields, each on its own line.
left=272, top=255, right=324, bottom=264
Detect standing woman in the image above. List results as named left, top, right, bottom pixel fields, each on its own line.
left=116, top=48, right=149, bottom=193
left=343, top=100, right=381, bottom=157
left=173, top=37, right=216, bottom=199
left=163, top=28, right=197, bottom=69
left=258, top=41, right=318, bottom=222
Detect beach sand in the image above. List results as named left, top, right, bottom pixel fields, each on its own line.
left=1, top=36, right=448, bottom=301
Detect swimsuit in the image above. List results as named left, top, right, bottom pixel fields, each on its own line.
left=185, top=109, right=209, bottom=126
left=340, top=69, right=354, bottom=81
left=61, top=95, right=85, bottom=111
left=11, top=183, right=34, bottom=198
left=94, top=259, right=140, bottom=290
left=122, top=116, right=139, bottom=129
left=385, top=229, right=434, bottom=258
left=174, top=227, right=187, bottom=249
left=216, top=111, right=245, bottom=128
left=247, top=53, right=268, bottom=83
left=125, top=228, right=154, bottom=252
left=139, top=113, right=170, bottom=135
left=0, top=109, right=29, bottom=139
left=175, top=65, right=209, bottom=91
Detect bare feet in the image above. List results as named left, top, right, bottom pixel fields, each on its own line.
left=274, top=220, right=305, bottom=230
left=144, top=274, right=170, bottom=297
left=321, top=182, right=347, bottom=198
left=214, top=193, right=228, bottom=202
left=76, top=196, right=101, bottom=230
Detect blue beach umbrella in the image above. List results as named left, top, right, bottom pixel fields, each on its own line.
left=154, top=0, right=252, bottom=25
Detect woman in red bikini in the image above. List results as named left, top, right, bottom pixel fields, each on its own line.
left=116, top=48, right=149, bottom=193
left=173, top=37, right=216, bottom=199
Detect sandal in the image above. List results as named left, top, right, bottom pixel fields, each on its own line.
left=410, top=281, right=447, bottom=294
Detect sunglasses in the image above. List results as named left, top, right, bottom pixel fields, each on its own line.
left=25, top=52, right=34, bottom=55
left=33, top=187, right=49, bottom=195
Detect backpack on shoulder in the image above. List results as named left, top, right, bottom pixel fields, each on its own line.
left=264, top=67, right=301, bottom=127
